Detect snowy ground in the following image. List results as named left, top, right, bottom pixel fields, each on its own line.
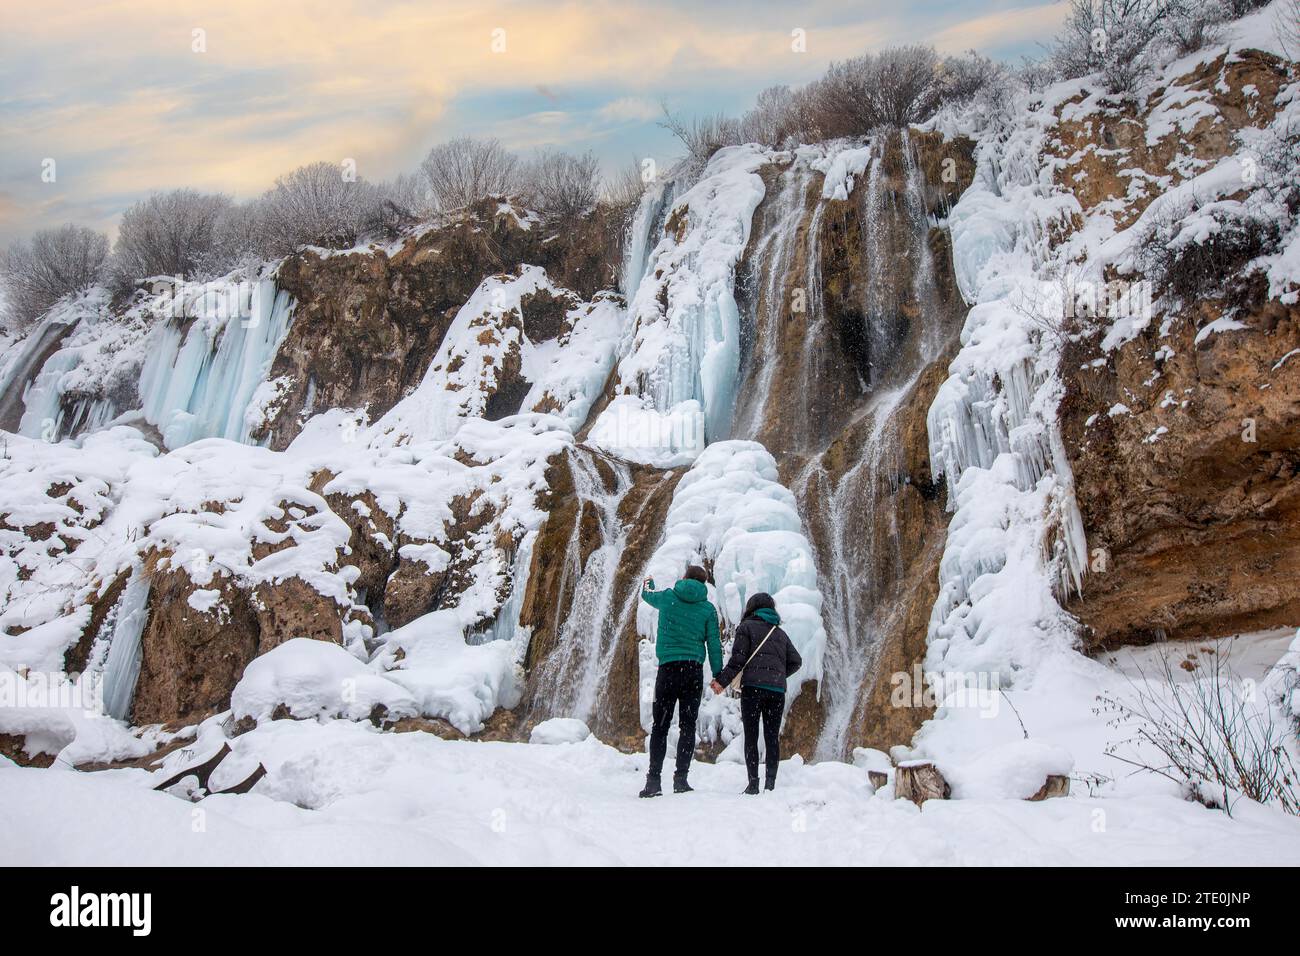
left=4, top=715, right=1300, bottom=866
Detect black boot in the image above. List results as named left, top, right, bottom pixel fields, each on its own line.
left=765, top=770, right=777, bottom=791
left=673, top=774, right=693, bottom=794
left=742, top=778, right=760, bottom=795
left=639, top=774, right=663, bottom=798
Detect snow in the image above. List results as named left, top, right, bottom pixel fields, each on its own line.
left=3, top=716, right=1299, bottom=865
left=231, top=637, right=418, bottom=726
left=529, top=717, right=591, bottom=745
left=3, top=4, right=1298, bottom=865
left=587, top=394, right=705, bottom=467
left=811, top=142, right=873, bottom=201
left=369, top=267, right=623, bottom=447
left=376, top=611, right=522, bottom=734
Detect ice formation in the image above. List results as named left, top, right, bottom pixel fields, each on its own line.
left=592, top=145, right=770, bottom=461
left=637, top=441, right=825, bottom=754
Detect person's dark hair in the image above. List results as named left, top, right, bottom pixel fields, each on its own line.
left=684, top=565, right=708, bottom=583
left=743, top=592, right=775, bottom=619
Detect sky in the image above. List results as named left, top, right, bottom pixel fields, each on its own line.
left=0, top=0, right=1072, bottom=246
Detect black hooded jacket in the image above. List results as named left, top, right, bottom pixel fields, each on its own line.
left=715, top=612, right=803, bottom=693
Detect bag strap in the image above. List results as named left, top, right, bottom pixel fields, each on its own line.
left=727, top=625, right=778, bottom=693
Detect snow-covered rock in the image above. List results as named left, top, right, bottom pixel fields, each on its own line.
left=529, top=717, right=592, bottom=745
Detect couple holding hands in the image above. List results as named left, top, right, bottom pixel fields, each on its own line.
left=638, top=566, right=802, bottom=798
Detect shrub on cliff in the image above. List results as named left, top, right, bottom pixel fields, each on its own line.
left=658, top=106, right=742, bottom=169
left=519, top=149, right=602, bottom=224
left=1051, top=0, right=1179, bottom=98
left=109, top=189, right=233, bottom=291
left=419, top=137, right=520, bottom=214
left=256, top=161, right=378, bottom=256
left=1138, top=198, right=1281, bottom=304
left=1, top=224, right=109, bottom=329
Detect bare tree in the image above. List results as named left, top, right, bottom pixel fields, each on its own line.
left=1, top=224, right=109, bottom=328
left=813, top=46, right=950, bottom=136
left=1052, top=0, right=1176, bottom=99
left=939, top=50, right=1006, bottom=103
left=519, top=149, right=602, bottom=223
left=1278, top=0, right=1300, bottom=59
left=203, top=200, right=268, bottom=274
left=812, top=55, right=880, bottom=138
left=257, top=161, right=376, bottom=256
left=110, top=189, right=233, bottom=289
left=419, top=137, right=520, bottom=213
left=738, top=86, right=798, bottom=146
left=658, top=104, right=742, bottom=169
left=1166, top=0, right=1231, bottom=57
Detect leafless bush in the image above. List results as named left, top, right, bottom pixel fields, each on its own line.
left=659, top=104, right=742, bottom=169
left=1137, top=198, right=1279, bottom=303
left=813, top=45, right=954, bottom=136
left=603, top=158, right=650, bottom=217
left=419, top=137, right=520, bottom=213
left=938, top=50, right=1005, bottom=104
left=1052, top=0, right=1175, bottom=98
left=204, top=200, right=267, bottom=274
left=737, top=85, right=809, bottom=147
left=520, top=149, right=602, bottom=223
left=1225, top=0, right=1272, bottom=13
left=257, top=161, right=377, bottom=256
left=359, top=174, right=431, bottom=240
left=1278, top=0, right=1300, bottom=60
left=0, top=224, right=108, bottom=329
left=1166, top=0, right=1231, bottom=57
left=1097, top=647, right=1300, bottom=816
left=110, top=189, right=233, bottom=289
left=384, top=172, right=436, bottom=220
left=1007, top=271, right=1107, bottom=344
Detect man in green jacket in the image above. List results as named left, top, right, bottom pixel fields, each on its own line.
left=638, top=565, right=723, bottom=797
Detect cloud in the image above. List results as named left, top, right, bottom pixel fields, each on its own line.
left=597, top=97, right=663, bottom=122
left=928, top=1, right=1072, bottom=57
left=0, top=0, right=1069, bottom=245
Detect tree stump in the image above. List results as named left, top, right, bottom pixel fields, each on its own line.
left=867, top=770, right=889, bottom=790
left=1028, top=774, right=1070, bottom=801
left=894, top=761, right=950, bottom=805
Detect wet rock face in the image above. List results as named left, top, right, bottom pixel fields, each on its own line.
left=1060, top=298, right=1300, bottom=650
left=258, top=199, right=620, bottom=449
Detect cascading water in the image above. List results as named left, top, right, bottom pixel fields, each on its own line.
left=731, top=130, right=962, bottom=760
left=730, top=158, right=820, bottom=443
left=795, top=383, right=919, bottom=760
left=526, top=447, right=638, bottom=725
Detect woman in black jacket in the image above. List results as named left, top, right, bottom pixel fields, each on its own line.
left=710, top=592, right=803, bottom=794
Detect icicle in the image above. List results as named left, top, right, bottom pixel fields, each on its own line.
left=100, top=574, right=152, bottom=721
left=138, top=278, right=295, bottom=449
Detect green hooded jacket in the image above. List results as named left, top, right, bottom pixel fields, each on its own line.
left=641, top=578, right=723, bottom=674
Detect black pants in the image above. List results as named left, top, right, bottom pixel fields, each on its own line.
left=648, top=661, right=703, bottom=779
left=741, top=686, right=785, bottom=783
